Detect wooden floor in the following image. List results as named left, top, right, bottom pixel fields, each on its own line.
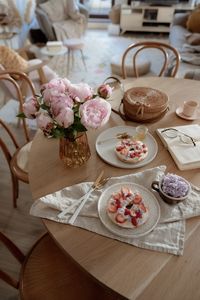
left=0, top=125, right=45, bottom=299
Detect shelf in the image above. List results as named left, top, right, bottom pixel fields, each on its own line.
left=120, top=2, right=193, bottom=33
left=142, top=22, right=170, bottom=27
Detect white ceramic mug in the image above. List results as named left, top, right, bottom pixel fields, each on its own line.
left=182, top=100, right=198, bottom=117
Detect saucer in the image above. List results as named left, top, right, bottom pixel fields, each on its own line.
left=176, top=106, right=199, bottom=121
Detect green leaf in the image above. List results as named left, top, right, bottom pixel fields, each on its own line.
left=52, top=128, right=65, bottom=138
left=74, top=123, right=87, bottom=132
left=40, top=103, right=49, bottom=110
left=17, top=112, right=26, bottom=118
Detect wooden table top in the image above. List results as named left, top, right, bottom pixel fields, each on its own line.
left=29, top=77, right=200, bottom=300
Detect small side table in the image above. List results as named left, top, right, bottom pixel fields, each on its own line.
left=40, top=46, right=67, bottom=57
left=64, top=38, right=87, bottom=74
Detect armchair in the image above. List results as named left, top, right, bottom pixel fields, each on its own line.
left=0, top=45, right=58, bottom=101
left=36, top=0, right=89, bottom=41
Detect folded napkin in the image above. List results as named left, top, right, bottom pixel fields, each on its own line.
left=30, top=165, right=200, bottom=255
left=157, top=125, right=200, bottom=170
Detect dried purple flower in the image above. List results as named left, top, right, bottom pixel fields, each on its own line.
left=161, top=173, right=189, bottom=198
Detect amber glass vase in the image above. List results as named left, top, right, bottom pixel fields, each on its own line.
left=59, top=132, right=91, bottom=168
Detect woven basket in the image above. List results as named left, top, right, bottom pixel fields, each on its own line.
left=123, top=87, right=169, bottom=122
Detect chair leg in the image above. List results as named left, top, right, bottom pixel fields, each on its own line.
left=37, top=67, right=47, bottom=84
left=11, top=173, right=19, bottom=208
left=67, top=49, right=71, bottom=75
left=80, top=49, right=87, bottom=71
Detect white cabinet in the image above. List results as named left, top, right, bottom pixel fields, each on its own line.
left=157, top=7, right=174, bottom=22
left=120, top=2, right=193, bottom=33
left=120, top=8, right=143, bottom=31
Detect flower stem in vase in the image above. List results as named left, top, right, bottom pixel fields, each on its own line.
left=59, top=132, right=91, bottom=168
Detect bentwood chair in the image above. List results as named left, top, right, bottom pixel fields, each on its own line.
left=121, top=41, right=181, bottom=79
left=0, top=72, right=36, bottom=208
left=0, top=232, right=118, bottom=300
left=0, top=45, right=58, bottom=99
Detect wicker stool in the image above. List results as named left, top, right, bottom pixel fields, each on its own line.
left=64, top=38, right=87, bottom=74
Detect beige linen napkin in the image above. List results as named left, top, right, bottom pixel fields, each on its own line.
left=30, top=165, right=200, bottom=255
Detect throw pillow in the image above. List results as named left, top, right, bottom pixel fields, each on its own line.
left=39, top=0, right=67, bottom=22
left=186, top=33, right=200, bottom=45
left=186, top=7, right=200, bottom=33
left=66, top=0, right=82, bottom=21
left=0, top=46, right=28, bottom=73
left=109, top=4, right=121, bottom=25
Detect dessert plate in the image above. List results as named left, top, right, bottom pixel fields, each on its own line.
left=176, top=106, right=200, bottom=121
left=98, top=182, right=160, bottom=238
left=96, top=125, right=158, bottom=169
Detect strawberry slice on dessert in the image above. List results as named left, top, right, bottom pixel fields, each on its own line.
left=115, top=213, right=126, bottom=223
left=133, top=194, right=142, bottom=204
left=107, top=202, right=117, bottom=213
left=131, top=216, right=138, bottom=227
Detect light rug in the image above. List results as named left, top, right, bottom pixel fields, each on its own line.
left=46, top=32, right=168, bottom=88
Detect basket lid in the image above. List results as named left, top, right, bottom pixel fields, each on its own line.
left=124, top=87, right=168, bottom=108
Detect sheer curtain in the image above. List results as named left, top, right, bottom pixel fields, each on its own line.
left=0, top=0, right=37, bottom=49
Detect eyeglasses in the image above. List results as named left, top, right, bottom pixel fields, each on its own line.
left=161, top=128, right=197, bottom=147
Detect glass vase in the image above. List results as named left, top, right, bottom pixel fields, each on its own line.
left=59, top=132, right=91, bottom=168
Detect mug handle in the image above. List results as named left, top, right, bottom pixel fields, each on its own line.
left=151, top=181, right=159, bottom=192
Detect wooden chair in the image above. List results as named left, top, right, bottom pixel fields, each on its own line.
left=0, top=45, right=57, bottom=99
left=121, top=41, right=181, bottom=79
left=0, top=232, right=119, bottom=300
left=0, top=72, right=36, bottom=208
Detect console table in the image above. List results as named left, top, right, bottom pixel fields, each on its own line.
left=120, top=2, right=194, bottom=34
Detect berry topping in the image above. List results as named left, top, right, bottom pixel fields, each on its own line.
left=108, top=202, right=117, bottom=213
left=115, top=213, right=126, bottom=223
left=131, top=217, right=138, bottom=227
left=133, top=194, right=142, bottom=204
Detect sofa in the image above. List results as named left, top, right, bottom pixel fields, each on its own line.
left=169, top=11, right=200, bottom=78
left=35, top=0, right=89, bottom=41
left=169, top=13, right=191, bottom=51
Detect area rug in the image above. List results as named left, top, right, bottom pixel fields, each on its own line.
left=46, top=31, right=168, bottom=88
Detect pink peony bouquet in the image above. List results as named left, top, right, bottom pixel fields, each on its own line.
left=18, top=78, right=112, bottom=140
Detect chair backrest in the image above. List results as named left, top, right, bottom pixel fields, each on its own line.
left=0, top=71, right=36, bottom=142
left=121, top=41, right=181, bottom=79
left=35, top=6, right=56, bottom=41
left=0, top=118, right=20, bottom=166
left=0, top=232, right=119, bottom=299
left=0, top=231, right=25, bottom=289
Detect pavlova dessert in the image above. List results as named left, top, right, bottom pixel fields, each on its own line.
left=115, top=139, right=148, bottom=164
left=107, top=186, right=149, bottom=228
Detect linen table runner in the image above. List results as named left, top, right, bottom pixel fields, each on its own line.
left=30, top=165, right=200, bottom=255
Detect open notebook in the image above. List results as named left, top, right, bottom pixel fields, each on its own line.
left=157, top=124, right=200, bottom=170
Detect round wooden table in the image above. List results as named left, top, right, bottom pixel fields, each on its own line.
left=29, top=77, right=200, bottom=300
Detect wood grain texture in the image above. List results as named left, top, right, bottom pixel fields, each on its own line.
left=28, top=77, right=200, bottom=300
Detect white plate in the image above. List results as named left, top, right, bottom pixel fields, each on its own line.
left=96, top=126, right=158, bottom=169
left=176, top=106, right=200, bottom=121
left=40, top=46, right=67, bottom=56
left=98, top=182, right=160, bottom=238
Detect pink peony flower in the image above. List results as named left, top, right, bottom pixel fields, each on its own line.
left=80, top=97, right=111, bottom=129
left=36, top=112, right=54, bottom=136
left=41, top=78, right=67, bottom=94
left=18, top=77, right=112, bottom=139
left=55, top=107, right=74, bottom=128
left=50, top=94, right=74, bottom=116
left=68, top=83, right=93, bottom=102
left=23, top=96, right=39, bottom=119
left=97, top=84, right=113, bottom=99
